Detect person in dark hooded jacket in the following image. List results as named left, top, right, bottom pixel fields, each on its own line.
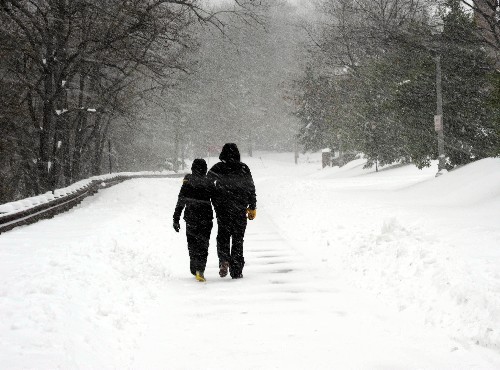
left=173, top=159, right=214, bottom=282
left=207, top=143, right=256, bottom=279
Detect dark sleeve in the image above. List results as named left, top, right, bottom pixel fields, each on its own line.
left=206, top=164, right=220, bottom=196
left=205, top=176, right=216, bottom=199
left=246, top=167, right=257, bottom=210
left=207, top=164, right=220, bottom=183
left=173, top=175, right=189, bottom=222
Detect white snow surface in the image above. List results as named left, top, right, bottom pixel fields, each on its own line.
left=0, top=170, right=180, bottom=216
left=0, top=152, right=499, bottom=369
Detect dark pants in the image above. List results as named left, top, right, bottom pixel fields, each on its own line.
left=216, top=212, right=247, bottom=277
left=186, top=220, right=213, bottom=275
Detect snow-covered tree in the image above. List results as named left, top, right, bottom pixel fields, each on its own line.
left=296, top=0, right=499, bottom=168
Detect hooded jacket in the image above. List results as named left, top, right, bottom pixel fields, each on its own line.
left=207, top=144, right=257, bottom=216
left=173, top=159, right=213, bottom=223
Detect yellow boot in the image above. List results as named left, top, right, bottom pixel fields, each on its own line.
left=195, top=271, right=206, bottom=282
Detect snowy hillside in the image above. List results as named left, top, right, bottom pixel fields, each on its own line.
left=0, top=152, right=499, bottom=369
left=256, top=152, right=500, bottom=352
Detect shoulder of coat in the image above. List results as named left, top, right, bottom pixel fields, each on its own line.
left=209, top=163, right=222, bottom=171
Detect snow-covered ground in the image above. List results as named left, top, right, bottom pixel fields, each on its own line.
left=1, top=152, right=499, bottom=369
left=0, top=170, right=179, bottom=216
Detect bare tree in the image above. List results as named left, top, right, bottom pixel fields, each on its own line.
left=0, top=0, right=264, bottom=201
left=461, top=1, right=500, bottom=48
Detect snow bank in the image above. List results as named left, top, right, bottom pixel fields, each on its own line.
left=0, top=170, right=182, bottom=216
left=256, top=153, right=500, bottom=353
left=339, top=216, right=500, bottom=350
left=0, top=179, right=175, bottom=368
left=405, top=157, right=500, bottom=205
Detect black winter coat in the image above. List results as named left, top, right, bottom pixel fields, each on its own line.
left=207, top=160, right=257, bottom=216
left=173, top=174, right=213, bottom=223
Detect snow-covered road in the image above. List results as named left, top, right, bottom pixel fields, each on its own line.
left=1, top=153, right=500, bottom=369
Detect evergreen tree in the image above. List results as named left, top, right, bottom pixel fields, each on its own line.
left=298, top=0, right=499, bottom=168
left=396, top=1, right=499, bottom=167
left=353, top=59, right=411, bottom=168
left=296, top=67, right=337, bottom=152
left=488, top=72, right=500, bottom=157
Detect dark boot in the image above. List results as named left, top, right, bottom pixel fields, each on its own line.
left=219, top=261, right=229, bottom=278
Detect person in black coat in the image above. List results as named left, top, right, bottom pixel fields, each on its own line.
left=173, top=159, right=213, bottom=282
left=207, top=143, right=257, bottom=279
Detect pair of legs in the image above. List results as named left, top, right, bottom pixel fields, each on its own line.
left=216, top=213, right=247, bottom=278
left=186, top=220, right=213, bottom=275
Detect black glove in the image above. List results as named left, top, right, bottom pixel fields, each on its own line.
left=173, top=221, right=180, bottom=232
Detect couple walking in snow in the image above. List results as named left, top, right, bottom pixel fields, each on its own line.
left=173, top=143, right=257, bottom=282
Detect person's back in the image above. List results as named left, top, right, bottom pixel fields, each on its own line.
left=209, top=160, right=256, bottom=215
left=176, top=173, right=213, bottom=223
left=208, top=144, right=256, bottom=216
left=173, top=159, right=214, bottom=282
left=207, top=143, right=256, bottom=279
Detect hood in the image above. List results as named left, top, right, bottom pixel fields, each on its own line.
left=219, top=143, right=241, bottom=162
left=191, top=158, right=208, bottom=176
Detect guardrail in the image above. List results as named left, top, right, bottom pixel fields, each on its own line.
left=0, top=173, right=185, bottom=235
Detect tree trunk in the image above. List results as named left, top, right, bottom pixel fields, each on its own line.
left=39, top=69, right=55, bottom=192
left=71, top=71, right=91, bottom=181
left=248, top=130, right=253, bottom=157
left=181, top=139, right=186, bottom=170
left=173, top=128, right=179, bottom=172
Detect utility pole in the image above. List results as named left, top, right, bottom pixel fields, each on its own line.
left=435, top=54, right=445, bottom=176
